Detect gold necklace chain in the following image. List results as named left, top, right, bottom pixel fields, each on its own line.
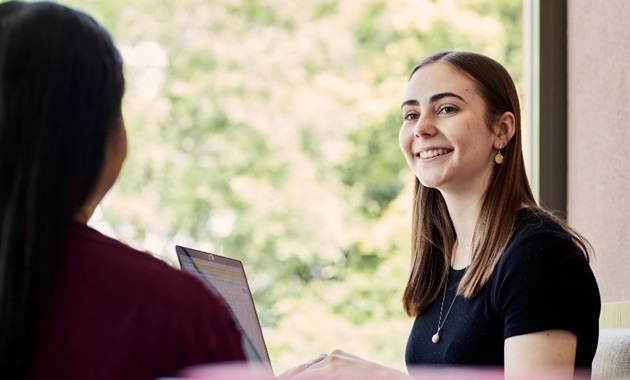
left=431, top=270, right=458, bottom=344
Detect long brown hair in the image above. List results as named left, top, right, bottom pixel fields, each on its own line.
left=402, top=51, right=591, bottom=316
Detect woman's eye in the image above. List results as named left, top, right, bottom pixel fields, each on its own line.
left=438, top=106, right=456, bottom=114
left=404, top=113, right=419, bottom=121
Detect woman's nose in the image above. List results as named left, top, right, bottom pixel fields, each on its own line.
left=414, top=115, right=436, bottom=137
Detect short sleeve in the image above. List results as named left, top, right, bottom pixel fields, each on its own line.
left=491, top=230, right=598, bottom=340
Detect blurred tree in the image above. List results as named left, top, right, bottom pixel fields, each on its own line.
left=337, top=109, right=405, bottom=219
left=58, top=0, right=522, bottom=372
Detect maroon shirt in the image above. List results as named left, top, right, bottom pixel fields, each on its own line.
left=30, top=223, right=246, bottom=380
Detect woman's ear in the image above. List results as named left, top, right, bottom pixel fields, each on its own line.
left=493, top=111, right=516, bottom=149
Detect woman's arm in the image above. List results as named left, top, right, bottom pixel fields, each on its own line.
left=504, top=330, right=577, bottom=379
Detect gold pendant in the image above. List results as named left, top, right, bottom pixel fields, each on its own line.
left=431, top=333, right=440, bottom=344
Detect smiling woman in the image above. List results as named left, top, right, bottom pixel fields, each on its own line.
left=401, top=51, right=600, bottom=378
left=284, top=50, right=601, bottom=380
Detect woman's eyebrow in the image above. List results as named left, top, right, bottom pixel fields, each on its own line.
left=401, top=92, right=467, bottom=109
left=429, top=92, right=467, bottom=104
left=401, top=99, right=419, bottom=108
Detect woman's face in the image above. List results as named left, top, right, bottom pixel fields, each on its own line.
left=100, top=116, right=127, bottom=195
left=74, top=115, right=127, bottom=223
left=399, top=61, right=501, bottom=197
left=109, top=117, right=127, bottom=183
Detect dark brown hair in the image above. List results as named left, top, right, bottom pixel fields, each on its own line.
left=401, top=50, right=591, bottom=316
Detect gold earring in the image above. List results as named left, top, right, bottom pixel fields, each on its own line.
left=494, top=144, right=504, bottom=164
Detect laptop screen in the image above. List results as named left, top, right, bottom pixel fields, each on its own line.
left=175, top=245, right=273, bottom=373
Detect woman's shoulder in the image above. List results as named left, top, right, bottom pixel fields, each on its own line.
left=67, top=222, right=217, bottom=301
left=509, top=208, right=577, bottom=250
left=55, top=225, right=245, bottom=369
left=66, top=223, right=240, bottom=335
left=497, top=208, right=589, bottom=273
left=488, top=210, right=600, bottom=361
left=513, top=207, right=567, bottom=236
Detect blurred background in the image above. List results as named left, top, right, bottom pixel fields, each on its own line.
left=58, top=0, right=522, bottom=372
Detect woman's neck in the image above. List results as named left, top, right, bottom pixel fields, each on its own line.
left=74, top=203, right=96, bottom=225
left=442, top=191, right=485, bottom=269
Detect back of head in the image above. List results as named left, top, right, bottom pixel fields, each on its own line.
left=0, top=1, right=124, bottom=376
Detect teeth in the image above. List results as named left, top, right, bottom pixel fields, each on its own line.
left=419, top=148, right=450, bottom=159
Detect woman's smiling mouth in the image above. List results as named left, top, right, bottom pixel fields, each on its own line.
left=417, top=148, right=453, bottom=159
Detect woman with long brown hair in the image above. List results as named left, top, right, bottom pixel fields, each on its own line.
left=286, top=51, right=600, bottom=379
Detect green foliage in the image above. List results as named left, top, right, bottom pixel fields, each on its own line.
left=354, top=1, right=394, bottom=49
left=226, top=0, right=295, bottom=31
left=313, top=0, right=339, bottom=19
left=463, top=0, right=523, bottom=87
left=337, top=109, right=406, bottom=218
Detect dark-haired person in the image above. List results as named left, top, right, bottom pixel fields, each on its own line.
left=285, top=51, right=600, bottom=379
left=0, top=2, right=245, bottom=379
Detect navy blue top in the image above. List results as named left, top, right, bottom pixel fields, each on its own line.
left=405, top=208, right=601, bottom=370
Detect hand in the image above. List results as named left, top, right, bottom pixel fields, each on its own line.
left=278, top=353, right=328, bottom=379
left=281, top=350, right=412, bottom=380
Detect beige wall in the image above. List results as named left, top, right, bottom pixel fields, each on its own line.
left=567, top=0, right=630, bottom=302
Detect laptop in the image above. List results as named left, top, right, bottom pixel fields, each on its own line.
left=175, top=245, right=274, bottom=375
